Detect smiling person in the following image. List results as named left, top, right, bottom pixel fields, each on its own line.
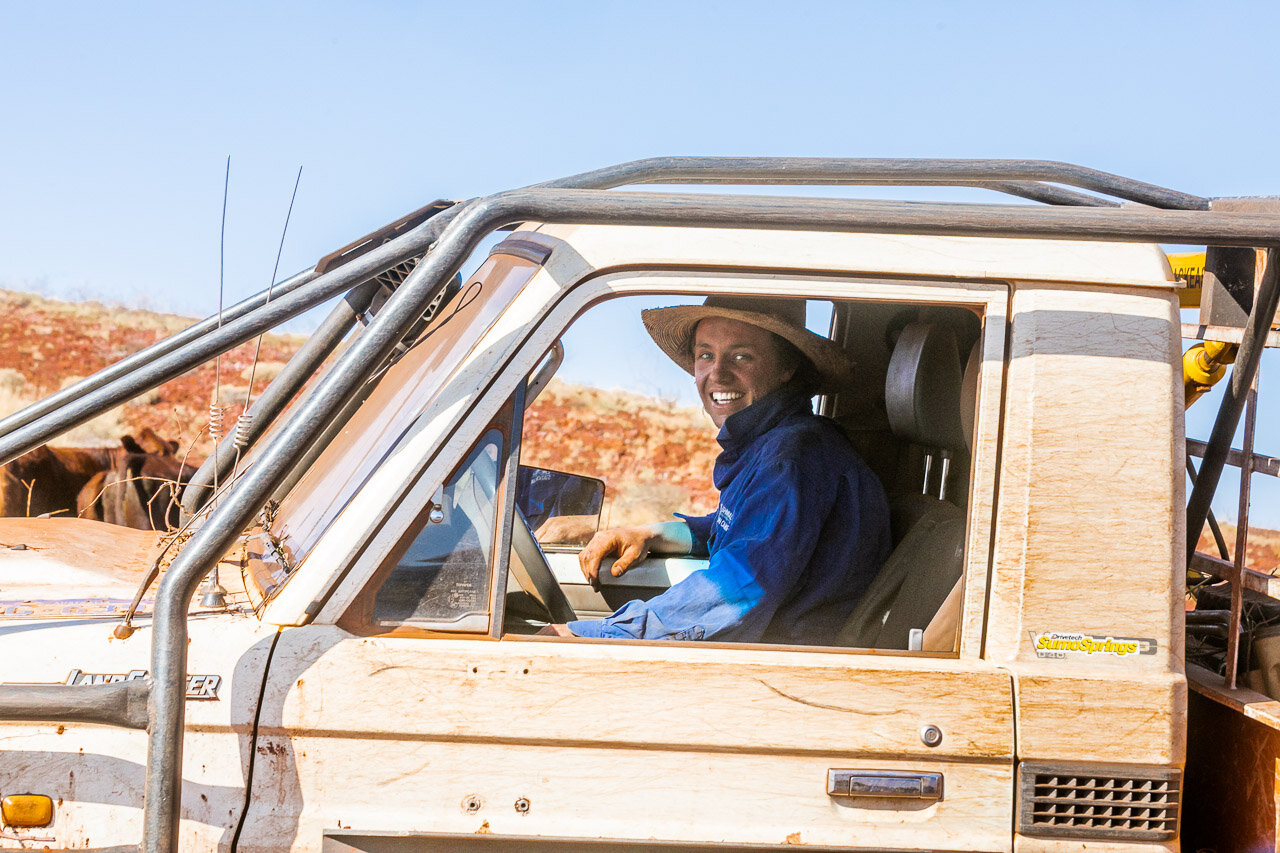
left=539, top=295, right=891, bottom=645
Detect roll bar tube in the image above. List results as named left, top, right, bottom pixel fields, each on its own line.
left=178, top=279, right=382, bottom=515
left=191, top=160, right=1146, bottom=480
left=0, top=157, right=1201, bottom=464
left=0, top=680, right=149, bottom=730
left=0, top=205, right=464, bottom=468
left=0, top=266, right=317, bottom=437
left=540, top=156, right=1210, bottom=209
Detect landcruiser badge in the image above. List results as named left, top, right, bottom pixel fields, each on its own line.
left=1030, top=632, right=1157, bottom=660
left=64, top=669, right=221, bottom=700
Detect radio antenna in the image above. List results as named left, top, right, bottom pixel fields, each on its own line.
left=233, top=165, right=303, bottom=482
left=209, top=156, right=231, bottom=497
left=200, top=155, right=233, bottom=609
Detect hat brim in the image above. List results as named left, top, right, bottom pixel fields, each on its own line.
left=641, top=303, right=853, bottom=393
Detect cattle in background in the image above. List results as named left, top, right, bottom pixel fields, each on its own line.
left=0, top=444, right=122, bottom=520
left=76, top=429, right=198, bottom=531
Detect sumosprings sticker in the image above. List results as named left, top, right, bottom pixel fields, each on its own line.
left=1030, top=631, right=1157, bottom=660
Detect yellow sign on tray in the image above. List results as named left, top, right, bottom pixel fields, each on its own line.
left=1168, top=251, right=1205, bottom=308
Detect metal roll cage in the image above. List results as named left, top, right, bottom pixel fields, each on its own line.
left=0, top=157, right=1270, bottom=852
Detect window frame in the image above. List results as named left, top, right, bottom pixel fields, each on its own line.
left=335, top=387, right=525, bottom=638
left=505, top=282, right=1001, bottom=655
left=307, top=266, right=1007, bottom=659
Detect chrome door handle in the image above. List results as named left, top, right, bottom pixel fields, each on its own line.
left=827, top=770, right=943, bottom=801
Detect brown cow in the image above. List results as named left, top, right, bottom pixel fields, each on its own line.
left=76, top=429, right=199, bottom=531
left=0, top=444, right=120, bottom=519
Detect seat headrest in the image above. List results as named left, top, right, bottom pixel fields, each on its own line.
left=885, top=322, right=966, bottom=452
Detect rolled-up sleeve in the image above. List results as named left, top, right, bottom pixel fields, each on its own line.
left=568, top=460, right=836, bottom=642
left=675, top=512, right=714, bottom=557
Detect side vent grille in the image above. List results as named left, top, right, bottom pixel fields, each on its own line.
left=1018, top=762, right=1180, bottom=841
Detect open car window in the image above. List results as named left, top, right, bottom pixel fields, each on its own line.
left=331, top=274, right=1003, bottom=659
left=503, top=289, right=988, bottom=655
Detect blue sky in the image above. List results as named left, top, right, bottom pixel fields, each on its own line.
left=1, top=1, right=1278, bottom=524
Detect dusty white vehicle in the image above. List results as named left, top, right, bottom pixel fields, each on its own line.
left=0, top=158, right=1276, bottom=852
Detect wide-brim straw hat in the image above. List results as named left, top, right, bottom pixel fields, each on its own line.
left=641, top=295, right=853, bottom=393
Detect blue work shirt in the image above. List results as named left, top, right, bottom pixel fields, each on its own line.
left=568, top=384, right=890, bottom=644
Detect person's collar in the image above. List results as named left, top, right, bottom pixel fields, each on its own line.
left=718, top=383, right=812, bottom=450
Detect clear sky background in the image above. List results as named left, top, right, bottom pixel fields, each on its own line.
left=2, top=0, right=1279, bottom=524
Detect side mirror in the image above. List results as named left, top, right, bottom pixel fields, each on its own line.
left=515, top=465, right=605, bottom=549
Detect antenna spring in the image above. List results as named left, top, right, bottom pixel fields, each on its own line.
left=233, top=412, right=254, bottom=449
left=209, top=403, right=230, bottom=442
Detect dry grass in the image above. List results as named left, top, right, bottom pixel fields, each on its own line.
left=0, top=368, right=127, bottom=447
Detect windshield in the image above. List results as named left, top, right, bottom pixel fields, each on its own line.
left=257, top=251, right=542, bottom=595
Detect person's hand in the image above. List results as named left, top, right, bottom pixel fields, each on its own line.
left=578, top=526, right=657, bottom=582
left=536, top=623, right=575, bottom=637
left=534, top=514, right=598, bottom=546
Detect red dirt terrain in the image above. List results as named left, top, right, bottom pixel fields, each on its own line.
left=521, top=379, right=720, bottom=527
left=0, top=290, right=720, bottom=527
left=0, top=290, right=302, bottom=457
left=1196, top=525, right=1280, bottom=575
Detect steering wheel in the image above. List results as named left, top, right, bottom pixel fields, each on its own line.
left=509, top=508, right=578, bottom=624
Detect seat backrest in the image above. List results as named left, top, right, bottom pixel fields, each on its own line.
left=836, top=495, right=964, bottom=648
left=836, top=321, right=974, bottom=649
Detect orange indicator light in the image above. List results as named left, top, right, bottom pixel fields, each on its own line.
left=1, top=794, right=54, bottom=827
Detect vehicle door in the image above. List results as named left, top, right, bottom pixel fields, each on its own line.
left=237, top=243, right=1014, bottom=852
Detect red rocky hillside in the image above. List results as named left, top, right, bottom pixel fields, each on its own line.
left=0, top=290, right=721, bottom=526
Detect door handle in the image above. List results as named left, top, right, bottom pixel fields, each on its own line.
left=827, top=770, right=943, bottom=801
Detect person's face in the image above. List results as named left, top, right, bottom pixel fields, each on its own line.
left=693, top=317, right=795, bottom=428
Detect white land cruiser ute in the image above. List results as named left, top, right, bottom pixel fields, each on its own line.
left=0, top=158, right=1275, bottom=852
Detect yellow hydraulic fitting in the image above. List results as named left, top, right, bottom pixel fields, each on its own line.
left=1183, top=340, right=1238, bottom=408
